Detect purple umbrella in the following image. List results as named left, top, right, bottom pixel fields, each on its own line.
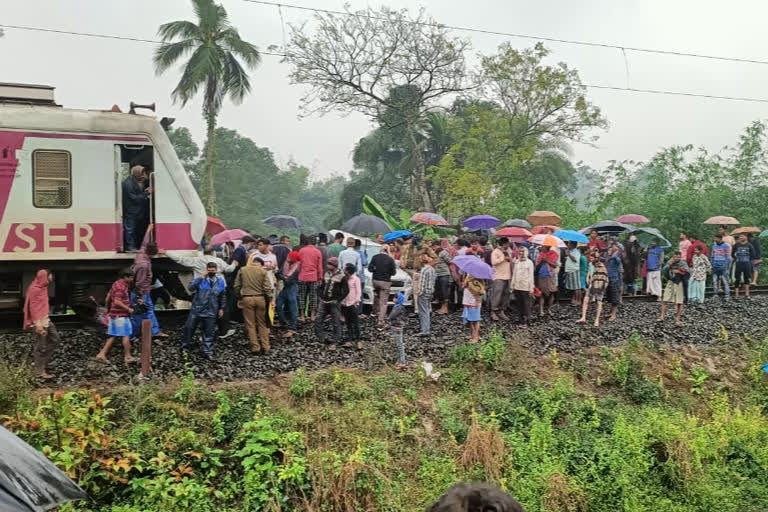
left=452, top=255, right=493, bottom=280
left=464, top=215, right=500, bottom=230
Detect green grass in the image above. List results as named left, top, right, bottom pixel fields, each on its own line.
left=3, top=332, right=768, bottom=512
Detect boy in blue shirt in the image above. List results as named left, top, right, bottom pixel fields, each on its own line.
left=711, top=234, right=731, bottom=298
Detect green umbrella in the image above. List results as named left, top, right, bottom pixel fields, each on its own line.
left=761, top=229, right=768, bottom=238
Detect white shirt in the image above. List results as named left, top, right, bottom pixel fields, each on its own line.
left=338, top=248, right=362, bottom=274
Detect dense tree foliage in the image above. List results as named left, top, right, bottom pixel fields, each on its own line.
left=171, top=126, right=344, bottom=235
left=596, top=120, right=768, bottom=239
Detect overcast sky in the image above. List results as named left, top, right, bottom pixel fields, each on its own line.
left=5, top=0, right=768, bottom=180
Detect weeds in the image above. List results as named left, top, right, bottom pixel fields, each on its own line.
left=687, top=367, right=710, bottom=395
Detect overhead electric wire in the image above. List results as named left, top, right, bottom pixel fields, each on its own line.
left=3, top=22, right=768, bottom=104
left=243, top=0, right=768, bottom=67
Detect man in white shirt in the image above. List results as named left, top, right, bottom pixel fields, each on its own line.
left=250, top=238, right=278, bottom=287
left=338, top=237, right=362, bottom=276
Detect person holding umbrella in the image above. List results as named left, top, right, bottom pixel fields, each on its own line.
left=452, top=254, right=493, bottom=343
left=462, top=273, right=485, bottom=344
left=732, top=234, right=756, bottom=298
left=563, top=241, right=583, bottom=306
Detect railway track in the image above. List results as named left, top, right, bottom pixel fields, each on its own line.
left=1, top=285, right=766, bottom=333
left=0, top=308, right=190, bottom=334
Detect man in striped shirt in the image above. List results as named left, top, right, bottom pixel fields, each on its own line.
left=417, top=254, right=436, bottom=337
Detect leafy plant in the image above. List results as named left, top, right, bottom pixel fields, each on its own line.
left=289, top=368, right=314, bottom=399
left=687, top=367, right=710, bottom=395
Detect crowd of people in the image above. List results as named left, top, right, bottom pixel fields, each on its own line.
left=21, top=222, right=764, bottom=379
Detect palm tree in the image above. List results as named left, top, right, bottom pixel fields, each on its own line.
left=153, top=0, right=261, bottom=213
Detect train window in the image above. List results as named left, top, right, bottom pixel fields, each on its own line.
left=33, top=150, right=72, bottom=208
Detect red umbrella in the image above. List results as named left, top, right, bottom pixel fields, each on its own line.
left=616, top=214, right=649, bottom=224
left=205, top=216, right=227, bottom=235
left=704, top=216, right=739, bottom=225
left=531, top=225, right=559, bottom=235
left=495, top=227, right=532, bottom=242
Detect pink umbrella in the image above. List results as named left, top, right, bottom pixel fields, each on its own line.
left=410, top=212, right=449, bottom=226
left=704, top=216, right=739, bottom=225
left=530, top=225, right=559, bottom=235
left=210, top=228, right=250, bottom=246
left=616, top=214, right=649, bottom=224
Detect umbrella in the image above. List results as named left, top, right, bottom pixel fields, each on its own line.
left=339, top=214, right=391, bottom=234
left=262, top=215, right=301, bottom=229
left=503, top=219, right=532, bottom=228
left=553, top=229, right=589, bottom=244
left=530, top=225, right=560, bottom=235
left=495, top=227, right=532, bottom=242
left=616, top=214, right=649, bottom=224
left=526, top=210, right=561, bottom=226
left=579, top=220, right=633, bottom=234
left=410, top=212, right=449, bottom=226
left=730, top=226, right=761, bottom=235
left=760, top=229, right=768, bottom=238
left=210, top=228, right=250, bottom=246
left=703, top=216, right=739, bottom=225
left=0, top=426, right=88, bottom=511
left=629, top=227, right=672, bottom=248
left=205, top=216, right=227, bottom=235
left=382, top=230, right=412, bottom=242
left=528, top=234, right=566, bottom=248
left=452, top=255, right=493, bottom=280
left=464, top=215, right=500, bottom=230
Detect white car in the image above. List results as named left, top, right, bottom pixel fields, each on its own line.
left=329, top=230, right=413, bottom=306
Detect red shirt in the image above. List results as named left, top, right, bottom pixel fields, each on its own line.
left=298, top=245, right=323, bottom=282
left=108, top=279, right=132, bottom=317
left=588, top=238, right=606, bottom=251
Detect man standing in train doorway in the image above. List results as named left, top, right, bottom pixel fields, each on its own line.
left=122, top=165, right=151, bottom=251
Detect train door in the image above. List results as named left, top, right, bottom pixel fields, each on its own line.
left=114, top=144, right=155, bottom=252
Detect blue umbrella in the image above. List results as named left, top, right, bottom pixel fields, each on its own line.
left=452, top=255, right=494, bottom=280
left=382, top=230, right=412, bottom=242
left=464, top=215, right=500, bottom=230
left=553, top=230, right=589, bottom=244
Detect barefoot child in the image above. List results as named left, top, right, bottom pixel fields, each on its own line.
left=97, top=269, right=136, bottom=363
left=462, top=274, right=485, bottom=344
left=577, top=249, right=608, bottom=327
left=388, top=292, right=408, bottom=369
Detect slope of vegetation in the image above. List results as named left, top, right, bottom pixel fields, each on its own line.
left=2, top=331, right=768, bottom=512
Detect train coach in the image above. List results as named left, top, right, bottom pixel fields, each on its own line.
left=0, top=83, right=206, bottom=314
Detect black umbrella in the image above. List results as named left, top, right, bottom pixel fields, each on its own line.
left=262, top=215, right=301, bottom=229
left=579, top=220, right=633, bottom=234
left=502, top=219, right=532, bottom=229
left=339, top=214, right=391, bottom=234
left=0, top=426, right=88, bottom=511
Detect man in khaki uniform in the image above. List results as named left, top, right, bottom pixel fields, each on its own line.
left=235, top=258, right=273, bottom=354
